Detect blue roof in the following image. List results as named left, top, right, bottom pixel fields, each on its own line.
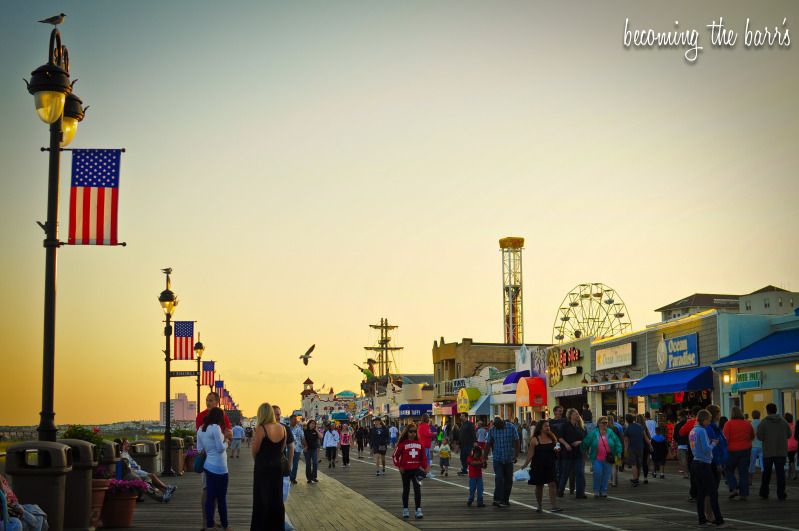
left=468, top=395, right=491, bottom=416
left=626, top=366, right=713, bottom=397
left=713, top=328, right=799, bottom=367
left=502, top=370, right=531, bottom=394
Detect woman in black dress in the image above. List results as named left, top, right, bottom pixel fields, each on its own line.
left=251, top=403, right=287, bottom=531
left=520, top=420, right=562, bottom=513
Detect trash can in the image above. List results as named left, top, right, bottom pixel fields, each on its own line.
left=161, top=437, right=185, bottom=475
left=96, top=439, right=121, bottom=478
left=58, top=438, right=97, bottom=530
left=5, top=441, right=72, bottom=531
left=130, top=440, right=161, bottom=475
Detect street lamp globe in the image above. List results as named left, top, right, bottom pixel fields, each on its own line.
left=159, top=288, right=177, bottom=317
left=27, top=61, right=71, bottom=124
left=61, top=91, right=86, bottom=147
left=194, top=339, right=205, bottom=359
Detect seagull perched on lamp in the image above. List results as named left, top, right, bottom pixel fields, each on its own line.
left=39, top=13, right=66, bottom=26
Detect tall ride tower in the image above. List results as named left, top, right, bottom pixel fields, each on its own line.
left=363, top=318, right=403, bottom=379
left=500, top=237, right=524, bottom=344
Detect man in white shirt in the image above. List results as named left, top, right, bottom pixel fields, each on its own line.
left=644, top=412, right=657, bottom=438
left=230, top=423, right=245, bottom=458
left=389, top=424, right=399, bottom=447
left=323, top=424, right=340, bottom=468
left=289, top=415, right=305, bottom=484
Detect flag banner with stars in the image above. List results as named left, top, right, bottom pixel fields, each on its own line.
left=68, top=149, right=123, bottom=245
left=173, top=321, right=194, bottom=360
left=202, top=361, right=215, bottom=386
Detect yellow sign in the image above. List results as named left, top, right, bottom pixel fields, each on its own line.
left=457, top=387, right=481, bottom=413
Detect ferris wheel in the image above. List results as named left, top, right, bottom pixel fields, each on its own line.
left=552, top=283, right=631, bottom=343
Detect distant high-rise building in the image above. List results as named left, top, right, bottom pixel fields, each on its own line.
left=160, top=393, right=197, bottom=424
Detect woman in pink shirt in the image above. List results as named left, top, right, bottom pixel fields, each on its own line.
left=786, top=413, right=797, bottom=480
left=722, top=406, right=754, bottom=499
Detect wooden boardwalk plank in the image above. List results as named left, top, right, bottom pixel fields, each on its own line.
left=322, top=449, right=799, bottom=531
left=131, top=447, right=414, bottom=530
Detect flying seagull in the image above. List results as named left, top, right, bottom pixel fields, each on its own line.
left=299, top=344, right=315, bottom=366
left=39, top=14, right=66, bottom=26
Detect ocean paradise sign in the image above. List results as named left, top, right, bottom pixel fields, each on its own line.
left=657, top=333, right=699, bottom=371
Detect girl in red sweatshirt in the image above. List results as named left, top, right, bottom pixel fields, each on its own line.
left=392, top=423, right=429, bottom=519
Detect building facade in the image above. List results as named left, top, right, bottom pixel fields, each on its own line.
left=432, top=337, right=517, bottom=402
left=300, top=378, right=357, bottom=422
left=159, top=393, right=197, bottom=424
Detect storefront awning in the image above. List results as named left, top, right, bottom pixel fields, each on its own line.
left=626, top=366, right=713, bottom=397
left=713, top=328, right=799, bottom=368
left=516, top=376, right=547, bottom=407
left=502, top=370, right=530, bottom=393
left=468, top=395, right=491, bottom=416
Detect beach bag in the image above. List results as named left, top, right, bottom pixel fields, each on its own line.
left=282, top=476, right=291, bottom=502
left=194, top=451, right=207, bottom=473
left=513, top=468, right=530, bottom=482
left=281, top=428, right=291, bottom=476
left=0, top=491, right=22, bottom=531
left=602, top=436, right=614, bottom=464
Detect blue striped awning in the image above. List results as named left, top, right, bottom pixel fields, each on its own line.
left=626, top=366, right=713, bottom=397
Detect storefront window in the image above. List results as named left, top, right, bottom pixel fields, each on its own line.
left=601, top=391, right=617, bottom=416
left=557, top=394, right=586, bottom=412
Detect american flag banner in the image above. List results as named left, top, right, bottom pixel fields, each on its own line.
left=215, top=380, right=224, bottom=396
left=201, top=361, right=215, bottom=386
left=68, top=149, right=123, bottom=245
left=173, top=321, right=194, bottom=360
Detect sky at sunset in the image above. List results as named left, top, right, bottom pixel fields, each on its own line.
left=1, top=1, right=797, bottom=425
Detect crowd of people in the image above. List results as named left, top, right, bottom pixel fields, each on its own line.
left=184, top=390, right=799, bottom=530
left=362, top=403, right=797, bottom=527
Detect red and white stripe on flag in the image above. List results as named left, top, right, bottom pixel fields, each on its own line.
left=68, top=149, right=122, bottom=245
left=201, top=362, right=215, bottom=386
left=173, top=321, right=194, bottom=360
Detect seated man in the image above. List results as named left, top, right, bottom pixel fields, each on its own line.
left=117, top=439, right=176, bottom=502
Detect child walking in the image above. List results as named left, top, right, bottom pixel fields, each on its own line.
left=466, top=445, right=486, bottom=507
left=439, top=438, right=451, bottom=476
left=651, top=426, right=668, bottom=478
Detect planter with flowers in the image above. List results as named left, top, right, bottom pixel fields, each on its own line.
left=101, top=479, right=148, bottom=528
left=184, top=447, right=199, bottom=471
left=91, top=462, right=114, bottom=528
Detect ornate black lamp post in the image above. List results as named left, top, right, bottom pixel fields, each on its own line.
left=159, top=268, right=178, bottom=476
left=26, top=26, right=87, bottom=442
left=194, top=336, right=205, bottom=419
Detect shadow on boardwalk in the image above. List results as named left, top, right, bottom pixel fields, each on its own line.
left=132, top=448, right=413, bottom=530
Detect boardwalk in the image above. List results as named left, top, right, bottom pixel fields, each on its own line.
left=129, top=447, right=799, bottom=530
left=132, top=447, right=413, bottom=530
left=325, top=451, right=799, bottom=531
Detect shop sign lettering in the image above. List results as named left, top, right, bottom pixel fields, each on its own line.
left=595, top=342, right=635, bottom=371
left=657, top=333, right=699, bottom=371
left=732, top=370, right=762, bottom=392
left=547, top=347, right=582, bottom=387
